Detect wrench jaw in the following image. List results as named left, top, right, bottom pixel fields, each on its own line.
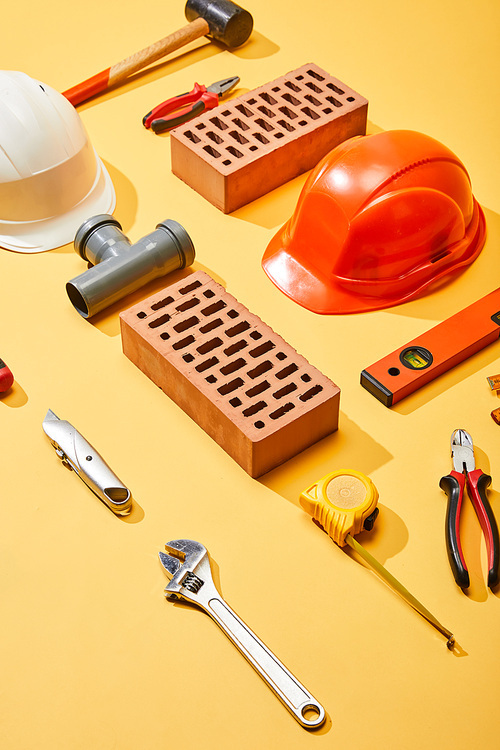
left=159, top=539, right=215, bottom=606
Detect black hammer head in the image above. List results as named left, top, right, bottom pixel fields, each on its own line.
left=185, top=0, right=253, bottom=48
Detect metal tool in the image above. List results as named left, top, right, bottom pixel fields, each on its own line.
left=0, top=357, right=14, bottom=393
left=42, top=409, right=132, bottom=515
left=440, top=429, right=500, bottom=589
left=143, top=76, right=239, bottom=133
left=361, top=287, right=500, bottom=407
left=63, top=0, right=252, bottom=107
left=301, top=470, right=455, bottom=649
left=159, top=539, right=326, bottom=729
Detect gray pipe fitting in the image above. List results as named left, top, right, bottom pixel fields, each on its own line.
left=66, top=214, right=195, bottom=318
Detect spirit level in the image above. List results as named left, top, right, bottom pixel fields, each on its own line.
left=360, top=288, right=500, bottom=407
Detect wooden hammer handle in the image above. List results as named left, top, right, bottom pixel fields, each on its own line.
left=63, top=16, right=210, bottom=106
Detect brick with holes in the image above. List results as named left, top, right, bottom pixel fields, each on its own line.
left=120, top=271, right=340, bottom=477
left=170, top=63, right=368, bottom=213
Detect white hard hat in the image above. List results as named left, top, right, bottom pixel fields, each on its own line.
left=0, top=71, right=115, bottom=253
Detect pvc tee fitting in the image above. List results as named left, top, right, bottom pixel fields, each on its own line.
left=66, top=214, right=195, bottom=318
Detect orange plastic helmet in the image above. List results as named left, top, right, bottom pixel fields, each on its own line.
left=262, top=130, right=486, bottom=314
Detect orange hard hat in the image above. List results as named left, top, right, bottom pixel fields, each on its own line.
left=262, top=130, right=486, bottom=314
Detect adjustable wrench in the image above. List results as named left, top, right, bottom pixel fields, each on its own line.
left=159, top=539, right=326, bottom=729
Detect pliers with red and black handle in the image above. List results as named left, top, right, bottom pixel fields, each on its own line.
left=440, top=429, right=500, bottom=589
left=143, top=76, right=239, bottom=134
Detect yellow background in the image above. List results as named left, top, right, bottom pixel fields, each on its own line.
left=2, top=1, right=500, bottom=747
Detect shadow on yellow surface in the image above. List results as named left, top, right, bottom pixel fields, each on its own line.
left=0, top=382, right=28, bottom=408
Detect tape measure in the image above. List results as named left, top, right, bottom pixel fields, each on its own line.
left=300, top=470, right=379, bottom=546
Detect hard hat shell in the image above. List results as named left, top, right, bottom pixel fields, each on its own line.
left=0, top=71, right=115, bottom=253
left=262, top=130, right=486, bottom=314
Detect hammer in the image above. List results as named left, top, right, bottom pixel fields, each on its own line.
left=63, top=0, right=253, bottom=106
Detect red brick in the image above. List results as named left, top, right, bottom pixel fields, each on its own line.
left=120, top=271, right=340, bottom=477
left=170, top=63, right=368, bottom=213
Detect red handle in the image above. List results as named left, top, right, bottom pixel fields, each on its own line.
left=467, top=469, right=500, bottom=588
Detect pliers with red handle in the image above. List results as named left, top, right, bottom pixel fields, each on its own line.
left=143, top=76, right=239, bottom=134
left=440, top=429, right=500, bottom=589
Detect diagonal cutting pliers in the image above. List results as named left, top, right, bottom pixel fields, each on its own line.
left=440, top=428, right=500, bottom=589
left=143, top=75, right=239, bottom=134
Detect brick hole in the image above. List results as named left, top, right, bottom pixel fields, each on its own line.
left=327, top=83, right=345, bottom=95
left=207, top=131, right=224, bottom=144
left=254, top=420, right=265, bottom=429
left=195, top=123, right=206, bottom=130
left=305, top=94, right=321, bottom=107
left=218, top=378, right=244, bottom=395
left=248, top=360, right=273, bottom=379
left=258, top=105, right=275, bottom=118
left=347, top=96, right=355, bottom=102
left=275, top=132, right=284, bottom=139
left=301, top=373, right=312, bottom=382
left=227, top=309, right=239, bottom=318
left=285, top=80, right=301, bottom=92
left=204, top=145, right=221, bottom=158
left=243, top=401, right=267, bottom=417
left=276, top=363, right=299, bottom=380
left=270, top=402, right=295, bottom=420
left=255, top=118, right=274, bottom=132
left=173, top=315, right=199, bottom=333
left=203, top=289, right=215, bottom=298
left=307, top=69, right=325, bottom=81
left=305, top=81, right=322, bottom=94
left=206, top=374, right=217, bottom=383
left=224, top=339, right=247, bottom=356
left=276, top=352, right=287, bottom=360
left=197, top=337, right=223, bottom=355
left=298, top=120, right=307, bottom=126
left=229, top=397, right=242, bottom=407
left=301, top=106, right=320, bottom=120
left=183, top=353, right=195, bottom=363
left=221, top=110, right=230, bottom=116
left=279, top=105, right=298, bottom=120
left=253, top=132, right=269, bottom=144
left=296, top=75, right=304, bottom=80
left=232, top=117, right=250, bottom=131
left=220, top=357, right=246, bottom=375
left=209, top=116, right=228, bottom=130
left=137, top=311, right=147, bottom=319
left=323, top=107, right=333, bottom=114
left=227, top=146, right=243, bottom=158
left=149, top=313, right=171, bottom=329
left=173, top=335, right=195, bottom=350
left=278, top=119, right=295, bottom=132
left=236, top=103, right=253, bottom=116
left=176, top=297, right=200, bottom=312
left=282, top=92, right=300, bottom=106
left=249, top=145, right=258, bottom=151
left=272, top=86, right=280, bottom=92
left=184, top=130, right=201, bottom=143
left=200, top=318, right=223, bottom=333
left=326, top=96, right=342, bottom=108
left=247, top=97, right=257, bottom=105
left=179, top=280, right=202, bottom=295
left=229, top=130, right=249, bottom=145
left=260, top=92, right=277, bottom=105
left=249, top=340, right=275, bottom=358
left=196, top=357, right=219, bottom=373
left=201, top=300, right=226, bottom=316
left=223, top=159, right=231, bottom=165
left=160, top=332, right=170, bottom=340
left=300, top=384, right=324, bottom=402
left=250, top=331, right=262, bottom=340
left=151, top=295, right=174, bottom=310
left=246, top=380, right=270, bottom=397
left=273, top=382, right=297, bottom=399
left=226, top=321, right=250, bottom=337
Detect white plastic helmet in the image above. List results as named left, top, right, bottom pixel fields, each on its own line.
left=0, top=71, right=115, bottom=253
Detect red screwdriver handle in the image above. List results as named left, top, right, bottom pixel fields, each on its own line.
left=0, top=358, right=14, bottom=393
left=466, top=469, right=500, bottom=588
left=440, top=471, right=469, bottom=588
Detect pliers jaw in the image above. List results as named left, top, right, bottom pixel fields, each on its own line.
left=450, top=429, right=475, bottom=474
